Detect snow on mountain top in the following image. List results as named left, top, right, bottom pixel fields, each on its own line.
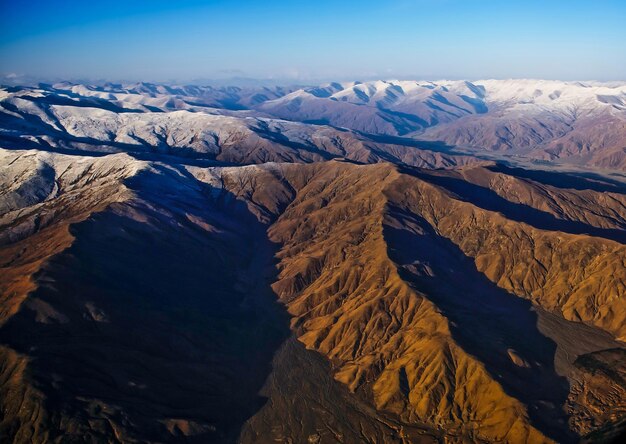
left=0, top=148, right=145, bottom=217
left=5, top=79, right=624, bottom=116
left=475, top=79, right=626, bottom=105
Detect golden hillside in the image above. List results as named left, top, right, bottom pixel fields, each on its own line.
left=1, top=154, right=624, bottom=443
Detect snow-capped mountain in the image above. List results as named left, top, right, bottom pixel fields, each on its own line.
left=0, top=84, right=480, bottom=168
left=4, top=79, right=624, bottom=170
left=257, top=79, right=626, bottom=169
left=256, top=80, right=489, bottom=135
left=421, top=79, right=626, bottom=168
left=2, top=78, right=626, bottom=444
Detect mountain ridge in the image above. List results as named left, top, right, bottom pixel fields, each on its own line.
left=3, top=79, right=625, bottom=171
left=1, top=79, right=625, bottom=443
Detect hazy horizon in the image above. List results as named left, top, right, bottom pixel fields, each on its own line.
left=3, top=73, right=626, bottom=88
left=1, top=0, right=625, bottom=82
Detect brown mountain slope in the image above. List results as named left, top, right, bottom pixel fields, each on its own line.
left=0, top=150, right=140, bottom=324
left=0, top=151, right=142, bottom=442
left=225, top=160, right=625, bottom=441
left=385, top=168, right=626, bottom=341
left=264, top=162, right=555, bottom=442
left=1, top=155, right=625, bottom=442
left=420, top=110, right=626, bottom=171
left=433, top=163, right=626, bottom=233
left=0, top=160, right=293, bottom=442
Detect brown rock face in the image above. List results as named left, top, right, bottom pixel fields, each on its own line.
left=1, top=152, right=625, bottom=443
left=217, top=160, right=625, bottom=442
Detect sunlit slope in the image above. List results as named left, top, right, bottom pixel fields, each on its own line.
left=0, top=154, right=624, bottom=442
left=258, top=161, right=624, bottom=442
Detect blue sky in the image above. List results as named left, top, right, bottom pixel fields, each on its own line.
left=1, top=0, right=625, bottom=82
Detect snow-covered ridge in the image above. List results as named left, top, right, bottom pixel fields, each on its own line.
left=2, top=79, right=626, bottom=170
left=278, top=78, right=626, bottom=114
left=4, top=79, right=624, bottom=126
left=6, top=78, right=624, bottom=114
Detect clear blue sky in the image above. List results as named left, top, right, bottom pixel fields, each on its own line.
left=1, top=0, right=625, bottom=82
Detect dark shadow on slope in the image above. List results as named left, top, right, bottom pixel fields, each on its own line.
left=357, top=132, right=465, bottom=155
left=487, top=163, right=626, bottom=194
left=0, top=104, right=160, bottom=154
left=301, top=118, right=331, bottom=125
left=0, top=161, right=56, bottom=214
left=430, top=92, right=473, bottom=116
left=0, top=129, right=225, bottom=163
left=0, top=101, right=218, bottom=160
left=1, top=100, right=350, bottom=165
left=0, top=109, right=224, bottom=162
left=250, top=120, right=338, bottom=161
left=0, top=167, right=291, bottom=443
left=20, top=91, right=146, bottom=113
left=460, top=95, right=488, bottom=114
left=383, top=206, right=576, bottom=443
left=403, top=167, right=626, bottom=244
left=376, top=107, right=429, bottom=135
left=239, top=337, right=440, bottom=444
left=129, top=152, right=228, bottom=166
left=185, top=99, right=248, bottom=111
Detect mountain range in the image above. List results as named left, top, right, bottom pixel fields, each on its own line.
left=4, top=79, right=624, bottom=169
left=1, top=79, right=625, bottom=444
